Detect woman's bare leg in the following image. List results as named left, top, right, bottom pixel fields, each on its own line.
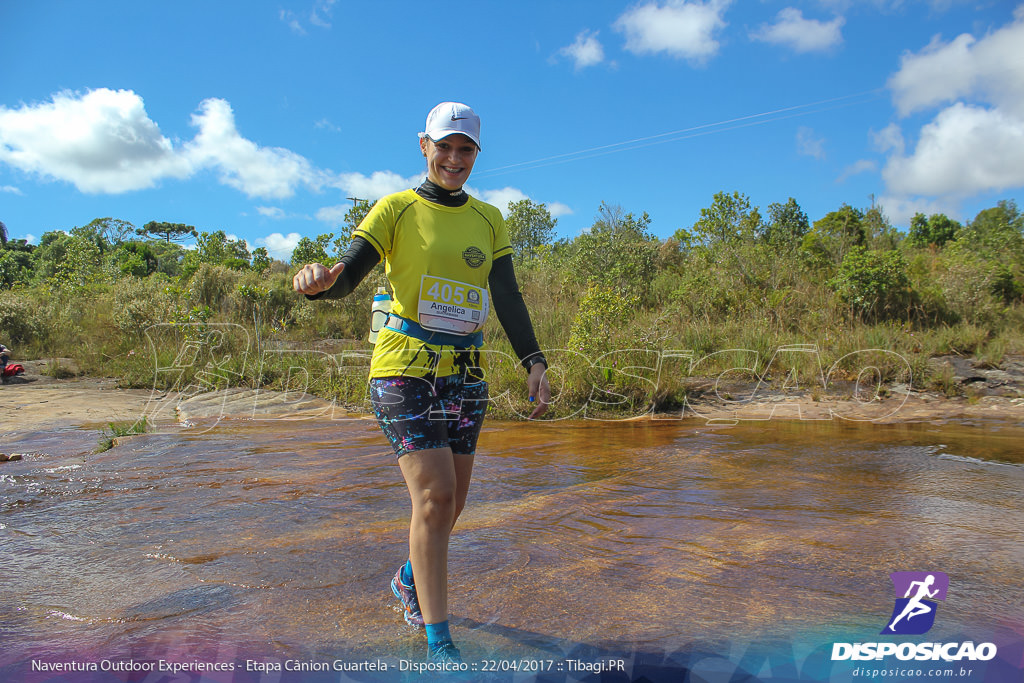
left=399, top=447, right=457, bottom=625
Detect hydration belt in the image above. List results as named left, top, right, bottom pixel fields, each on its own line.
left=384, top=314, right=483, bottom=348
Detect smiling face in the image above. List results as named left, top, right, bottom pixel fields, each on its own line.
left=420, top=133, right=479, bottom=190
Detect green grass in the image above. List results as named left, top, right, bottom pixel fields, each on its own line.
left=42, top=359, right=78, bottom=379
left=96, top=417, right=148, bottom=453
left=4, top=246, right=1022, bottom=416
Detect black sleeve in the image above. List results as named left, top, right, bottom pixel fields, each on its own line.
left=306, top=236, right=382, bottom=300
left=489, top=254, right=546, bottom=369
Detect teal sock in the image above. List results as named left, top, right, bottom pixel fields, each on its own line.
left=425, top=620, right=452, bottom=649
left=400, top=560, right=414, bottom=586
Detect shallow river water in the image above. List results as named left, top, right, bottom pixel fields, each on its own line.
left=2, top=415, right=1023, bottom=681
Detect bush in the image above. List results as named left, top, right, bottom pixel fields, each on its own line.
left=568, top=204, right=659, bottom=301
left=939, top=256, right=1006, bottom=326
left=0, top=250, right=32, bottom=288
left=188, top=263, right=240, bottom=310
left=670, top=260, right=741, bottom=322
left=225, top=272, right=300, bottom=332
left=568, top=283, right=638, bottom=357
left=112, top=277, right=174, bottom=336
left=828, top=247, right=910, bottom=321
left=0, top=291, right=42, bottom=345
left=990, top=264, right=1023, bottom=305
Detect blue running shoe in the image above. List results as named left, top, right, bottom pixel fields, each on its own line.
left=391, top=567, right=424, bottom=627
left=428, top=640, right=463, bottom=665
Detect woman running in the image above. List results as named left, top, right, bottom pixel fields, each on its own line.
left=293, top=102, right=551, bottom=663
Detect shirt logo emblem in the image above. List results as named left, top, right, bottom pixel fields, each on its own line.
left=462, top=246, right=486, bottom=268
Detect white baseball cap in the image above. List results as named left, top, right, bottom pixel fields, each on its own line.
left=419, top=102, right=481, bottom=150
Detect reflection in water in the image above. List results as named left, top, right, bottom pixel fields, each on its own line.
left=1, top=417, right=1022, bottom=669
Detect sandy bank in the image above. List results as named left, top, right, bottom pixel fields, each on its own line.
left=1, top=376, right=339, bottom=434
left=3, top=360, right=1023, bottom=436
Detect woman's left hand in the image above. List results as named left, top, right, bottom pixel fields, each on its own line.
left=527, top=363, right=551, bottom=419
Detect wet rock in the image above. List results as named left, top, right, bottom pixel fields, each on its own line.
left=933, top=356, right=986, bottom=384
left=0, top=453, right=24, bottom=462
left=176, top=387, right=337, bottom=422
left=984, top=370, right=1014, bottom=387
left=1001, top=356, right=1024, bottom=374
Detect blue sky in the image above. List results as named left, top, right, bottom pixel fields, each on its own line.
left=2, top=1, right=1022, bottom=260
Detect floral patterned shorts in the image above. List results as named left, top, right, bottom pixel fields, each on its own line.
left=369, top=374, right=489, bottom=457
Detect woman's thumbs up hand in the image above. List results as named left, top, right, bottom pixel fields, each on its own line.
left=293, top=262, right=345, bottom=296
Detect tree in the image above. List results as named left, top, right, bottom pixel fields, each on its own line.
left=181, top=230, right=251, bottom=277
left=764, top=198, right=809, bottom=247
left=803, top=204, right=866, bottom=266
left=828, top=246, right=910, bottom=321
left=863, top=204, right=899, bottom=251
left=31, top=231, right=75, bottom=282
left=82, top=217, right=137, bottom=246
left=31, top=231, right=104, bottom=289
left=0, top=249, right=32, bottom=288
left=291, top=233, right=334, bottom=266
left=207, top=230, right=250, bottom=266
left=505, top=199, right=557, bottom=261
left=137, top=221, right=198, bottom=243
left=332, top=199, right=374, bottom=258
left=908, top=213, right=961, bottom=248
left=113, top=241, right=158, bottom=277
left=690, top=191, right=763, bottom=246
left=958, top=199, right=1024, bottom=260
left=682, top=191, right=771, bottom=288
left=0, top=220, right=7, bottom=247
left=571, top=202, right=658, bottom=299
left=70, top=222, right=111, bottom=255
left=251, top=247, right=271, bottom=274
left=148, top=240, right=186, bottom=277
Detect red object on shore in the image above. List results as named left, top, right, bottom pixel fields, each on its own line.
left=2, top=363, right=24, bottom=380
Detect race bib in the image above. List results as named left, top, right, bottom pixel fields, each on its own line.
left=417, top=274, right=489, bottom=334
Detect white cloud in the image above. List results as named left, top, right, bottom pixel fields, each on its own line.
left=309, top=0, right=337, bottom=29
left=471, top=187, right=529, bottom=217
left=548, top=202, right=574, bottom=218
left=750, top=8, right=844, bottom=53
left=257, top=232, right=303, bottom=261
left=315, top=118, right=342, bottom=133
left=24, top=233, right=36, bottom=245
left=187, top=98, right=323, bottom=199
left=280, top=10, right=306, bottom=35
left=316, top=204, right=350, bottom=226
left=335, top=170, right=419, bottom=200
left=0, top=89, right=326, bottom=200
left=0, top=88, right=547, bottom=218
left=882, top=102, right=1024, bottom=197
left=876, top=195, right=960, bottom=228
left=879, top=11, right=1024, bottom=211
left=888, top=10, right=1024, bottom=117
left=0, top=88, right=192, bottom=193
left=1, top=185, right=22, bottom=195
left=281, top=1, right=337, bottom=34
left=257, top=206, right=287, bottom=219
left=837, top=159, right=877, bottom=184
left=614, top=0, right=729, bottom=64
left=796, top=126, right=826, bottom=159
left=559, top=30, right=605, bottom=70
left=469, top=190, right=571, bottom=220
left=871, top=123, right=905, bottom=155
